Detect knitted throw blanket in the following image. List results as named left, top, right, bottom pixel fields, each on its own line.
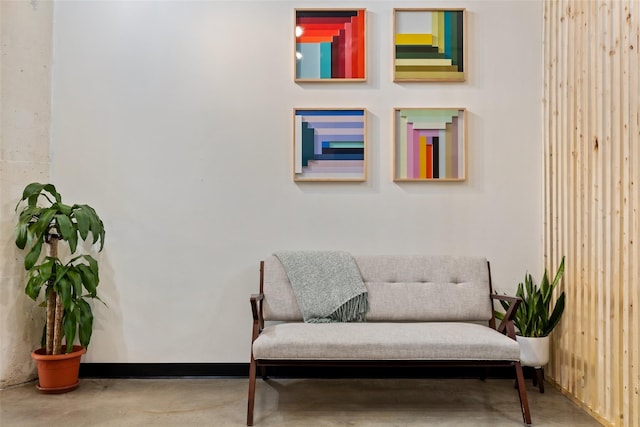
left=274, top=251, right=369, bottom=323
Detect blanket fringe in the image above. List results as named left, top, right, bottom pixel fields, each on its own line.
left=330, top=293, right=369, bottom=323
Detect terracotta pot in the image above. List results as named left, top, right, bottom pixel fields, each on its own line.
left=31, top=345, right=86, bottom=393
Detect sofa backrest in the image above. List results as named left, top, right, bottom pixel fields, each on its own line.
left=261, top=255, right=493, bottom=322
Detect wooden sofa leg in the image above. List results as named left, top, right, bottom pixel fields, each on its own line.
left=514, top=361, right=532, bottom=425
left=535, top=368, right=545, bottom=393
left=247, top=356, right=257, bottom=426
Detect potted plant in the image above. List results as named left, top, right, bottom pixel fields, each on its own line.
left=14, top=182, right=105, bottom=393
left=495, top=256, right=566, bottom=369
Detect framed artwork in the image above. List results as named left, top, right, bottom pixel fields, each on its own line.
left=393, top=8, right=465, bottom=82
left=295, top=9, right=366, bottom=82
left=293, top=108, right=366, bottom=182
left=394, top=108, right=466, bottom=181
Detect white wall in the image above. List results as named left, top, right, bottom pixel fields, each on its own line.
left=50, top=0, right=543, bottom=363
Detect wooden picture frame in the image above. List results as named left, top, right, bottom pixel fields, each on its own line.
left=393, top=108, right=466, bottom=181
left=294, top=108, right=367, bottom=182
left=393, top=8, right=466, bottom=82
left=295, top=9, right=366, bottom=82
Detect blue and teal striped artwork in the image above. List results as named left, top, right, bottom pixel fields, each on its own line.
left=294, top=109, right=366, bottom=181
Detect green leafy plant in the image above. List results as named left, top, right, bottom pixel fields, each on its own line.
left=15, top=183, right=105, bottom=355
left=495, top=257, right=566, bottom=337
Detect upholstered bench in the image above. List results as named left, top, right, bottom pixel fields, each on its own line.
left=247, top=255, right=531, bottom=425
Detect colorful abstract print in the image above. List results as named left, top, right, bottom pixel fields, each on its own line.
left=395, top=109, right=465, bottom=180
left=394, top=10, right=464, bottom=81
left=294, top=110, right=365, bottom=180
left=295, top=10, right=366, bottom=80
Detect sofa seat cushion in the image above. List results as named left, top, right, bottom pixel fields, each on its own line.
left=252, top=322, right=520, bottom=361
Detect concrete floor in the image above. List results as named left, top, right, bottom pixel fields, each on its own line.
left=1, top=377, right=599, bottom=426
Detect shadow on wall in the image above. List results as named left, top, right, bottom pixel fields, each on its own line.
left=86, top=252, right=127, bottom=362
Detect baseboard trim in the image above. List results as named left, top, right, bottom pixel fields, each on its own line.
left=80, top=363, right=535, bottom=380
left=80, top=363, right=249, bottom=378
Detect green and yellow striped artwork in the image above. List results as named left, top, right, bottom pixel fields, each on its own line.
left=394, top=9, right=465, bottom=82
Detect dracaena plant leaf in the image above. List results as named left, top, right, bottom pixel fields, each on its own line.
left=73, top=206, right=91, bottom=240
left=55, top=214, right=77, bottom=253
left=77, top=299, right=94, bottom=349
left=20, top=183, right=46, bottom=207
left=14, top=183, right=106, bottom=354
left=63, top=311, right=77, bottom=353
left=77, top=263, right=98, bottom=297
left=24, top=238, right=43, bottom=270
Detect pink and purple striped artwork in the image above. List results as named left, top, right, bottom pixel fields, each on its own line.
left=294, top=109, right=366, bottom=181
left=394, top=108, right=466, bottom=181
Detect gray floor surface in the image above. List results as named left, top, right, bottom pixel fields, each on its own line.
left=0, top=377, right=600, bottom=426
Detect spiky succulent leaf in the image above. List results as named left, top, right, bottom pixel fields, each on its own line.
left=551, top=257, right=565, bottom=287
left=545, top=292, right=566, bottom=336
left=497, top=259, right=567, bottom=337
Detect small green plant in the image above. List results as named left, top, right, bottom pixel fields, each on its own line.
left=15, top=183, right=105, bottom=355
left=495, top=257, right=566, bottom=337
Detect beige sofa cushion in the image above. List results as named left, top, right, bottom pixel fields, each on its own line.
left=262, top=255, right=492, bottom=322
left=252, top=322, right=520, bottom=361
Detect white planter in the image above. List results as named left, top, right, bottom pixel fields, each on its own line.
left=516, top=335, right=550, bottom=368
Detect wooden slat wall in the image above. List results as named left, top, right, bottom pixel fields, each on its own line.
left=543, top=1, right=639, bottom=426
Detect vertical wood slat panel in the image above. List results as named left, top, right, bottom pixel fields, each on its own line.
left=575, top=0, right=587, bottom=402
left=629, top=2, right=639, bottom=424
left=568, top=1, right=579, bottom=399
left=587, top=0, right=598, bottom=411
left=544, top=0, right=639, bottom=426
left=610, top=1, right=621, bottom=421
left=542, top=1, right=560, bottom=395
left=564, top=6, right=571, bottom=392
left=619, top=0, right=628, bottom=420
left=603, top=0, right=613, bottom=419
left=619, top=2, right=635, bottom=424
left=596, top=0, right=605, bottom=408
left=628, top=0, right=640, bottom=420
left=588, top=0, right=598, bottom=413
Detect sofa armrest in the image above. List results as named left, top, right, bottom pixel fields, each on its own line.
left=250, top=293, right=264, bottom=320
left=250, top=294, right=265, bottom=342
left=490, top=294, right=522, bottom=339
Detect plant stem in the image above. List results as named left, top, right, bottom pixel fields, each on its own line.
left=45, top=291, right=55, bottom=354
left=52, top=293, right=64, bottom=354
left=46, top=236, right=58, bottom=355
